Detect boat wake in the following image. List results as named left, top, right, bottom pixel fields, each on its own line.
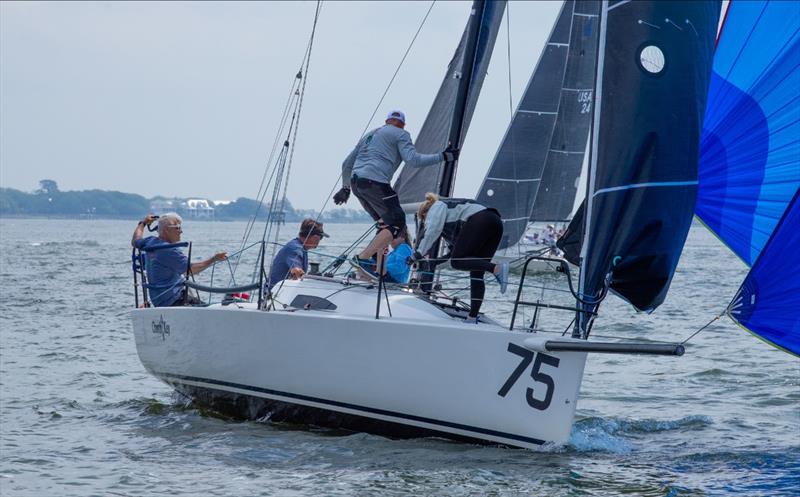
left=568, top=415, right=713, bottom=453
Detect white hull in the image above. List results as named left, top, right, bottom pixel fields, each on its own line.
left=132, top=278, right=587, bottom=449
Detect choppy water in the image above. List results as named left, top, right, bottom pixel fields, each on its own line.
left=1, top=218, right=798, bottom=496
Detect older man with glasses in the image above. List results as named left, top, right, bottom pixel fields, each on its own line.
left=131, top=212, right=227, bottom=307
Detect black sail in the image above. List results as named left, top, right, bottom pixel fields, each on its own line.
left=394, top=1, right=506, bottom=205
left=529, top=1, right=600, bottom=223
left=575, top=0, right=720, bottom=326
left=476, top=1, right=600, bottom=249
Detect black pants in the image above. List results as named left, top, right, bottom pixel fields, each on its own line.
left=351, top=176, right=406, bottom=237
left=450, top=209, right=503, bottom=317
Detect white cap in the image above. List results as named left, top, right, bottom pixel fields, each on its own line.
left=385, top=110, right=406, bottom=124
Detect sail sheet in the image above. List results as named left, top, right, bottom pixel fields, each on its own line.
left=394, top=1, right=506, bottom=205
left=528, top=1, right=600, bottom=224
left=696, top=0, right=800, bottom=267
left=727, top=187, right=800, bottom=356
left=577, top=1, right=720, bottom=313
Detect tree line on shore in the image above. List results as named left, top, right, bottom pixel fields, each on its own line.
left=0, top=180, right=371, bottom=223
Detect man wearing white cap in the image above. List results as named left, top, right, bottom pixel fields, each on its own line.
left=334, top=110, right=459, bottom=272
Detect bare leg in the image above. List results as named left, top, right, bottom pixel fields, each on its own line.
left=359, top=229, right=393, bottom=260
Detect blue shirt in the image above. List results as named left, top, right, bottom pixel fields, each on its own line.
left=268, top=238, right=308, bottom=290
left=135, top=236, right=187, bottom=307
left=385, top=242, right=413, bottom=284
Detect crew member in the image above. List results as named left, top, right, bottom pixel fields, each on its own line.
left=411, top=193, right=510, bottom=320
left=333, top=110, right=458, bottom=272
left=384, top=227, right=414, bottom=284
left=131, top=212, right=227, bottom=307
left=268, top=218, right=329, bottom=290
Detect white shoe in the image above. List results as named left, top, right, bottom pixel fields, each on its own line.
left=495, top=262, right=509, bottom=294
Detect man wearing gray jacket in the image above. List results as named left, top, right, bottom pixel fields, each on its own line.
left=334, top=110, right=458, bottom=272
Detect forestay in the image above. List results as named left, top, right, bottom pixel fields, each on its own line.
left=575, top=0, right=720, bottom=319
left=476, top=1, right=599, bottom=249
left=696, top=0, right=800, bottom=267
left=394, top=1, right=505, bottom=205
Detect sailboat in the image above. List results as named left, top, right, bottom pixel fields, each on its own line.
left=131, top=1, right=735, bottom=449
left=475, top=0, right=599, bottom=272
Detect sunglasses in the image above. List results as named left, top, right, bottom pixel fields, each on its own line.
left=165, top=224, right=183, bottom=232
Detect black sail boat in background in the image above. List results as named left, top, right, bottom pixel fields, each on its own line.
left=476, top=0, right=600, bottom=250
left=569, top=0, right=720, bottom=336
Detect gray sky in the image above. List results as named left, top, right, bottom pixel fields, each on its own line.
left=1, top=1, right=561, bottom=209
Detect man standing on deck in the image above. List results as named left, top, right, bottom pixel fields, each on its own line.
left=267, top=218, right=329, bottom=290
left=332, top=110, right=459, bottom=272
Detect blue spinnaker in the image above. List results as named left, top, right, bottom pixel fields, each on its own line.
left=728, top=188, right=800, bottom=356
left=697, top=0, right=800, bottom=266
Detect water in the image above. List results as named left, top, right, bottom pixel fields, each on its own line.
left=1, top=218, right=798, bottom=496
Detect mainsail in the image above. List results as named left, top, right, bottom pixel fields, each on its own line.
left=394, top=0, right=506, bottom=205
left=696, top=0, right=800, bottom=267
left=727, top=188, right=800, bottom=356
left=476, top=0, right=599, bottom=249
left=574, top=0, right=720, bottom=330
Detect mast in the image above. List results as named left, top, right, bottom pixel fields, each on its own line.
left=438, top=0, right=486, bottom=198
left=575, top=0, right=607, bottom=339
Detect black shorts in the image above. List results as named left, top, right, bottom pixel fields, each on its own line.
left=351, top=176, right=406, bottom=236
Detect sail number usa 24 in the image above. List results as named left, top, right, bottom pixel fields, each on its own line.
left=498, top=343, right=560, bottom=410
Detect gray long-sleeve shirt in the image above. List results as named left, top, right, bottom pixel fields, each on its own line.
left=416, top=199, right=486, bottom=256
left=341, top=124, right=442, bottom=187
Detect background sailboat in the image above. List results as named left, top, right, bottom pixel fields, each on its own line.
left=476, top=0, right=599, bottom=252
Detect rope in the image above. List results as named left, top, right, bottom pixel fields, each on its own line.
left=310, top=0, right=437, bottom=221
left=680, top=314, right=723, bottom=345
left=274, top=0, right=323, bottom=245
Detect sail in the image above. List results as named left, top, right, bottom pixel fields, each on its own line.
left=696, top=0, right=800, bottom=267
left=576, top=1, right=720, bottom=314
left=476, top=1, right=599, bottom=249
left=528, top=1, right=600, bottom=224
left=394, top=0, right=506, bottom=205
left=727, top=188, right=800, bottom=356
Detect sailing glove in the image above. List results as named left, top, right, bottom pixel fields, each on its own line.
left=406, top=251, right=424, bottom=266
left=442, top=147, right=460, bottom=163
left=333, top=187, right=350, bottom=205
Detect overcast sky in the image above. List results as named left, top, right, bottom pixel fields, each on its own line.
left=1, top=1, right=561, bottom=209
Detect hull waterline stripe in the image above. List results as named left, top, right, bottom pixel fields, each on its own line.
left=593, top=180, right=698, bottom=197
left=157, top=372, right=547, bottom=446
